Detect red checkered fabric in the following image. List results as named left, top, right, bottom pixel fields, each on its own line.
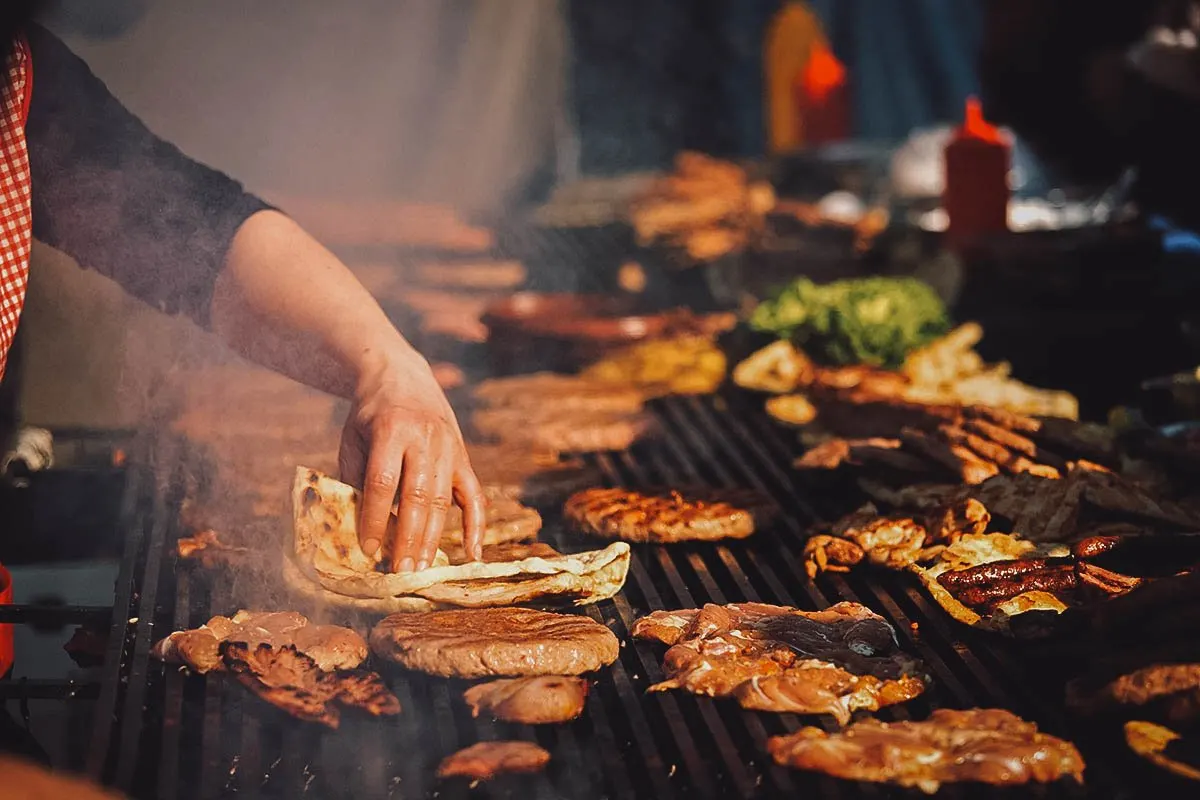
left=0, top=34, right=32, bottom=381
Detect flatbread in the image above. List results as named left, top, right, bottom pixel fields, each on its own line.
left=290, top=467, right=629, bottom=608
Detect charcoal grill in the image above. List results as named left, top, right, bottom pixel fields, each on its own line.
left=85, top=394, right=1186, bottom=799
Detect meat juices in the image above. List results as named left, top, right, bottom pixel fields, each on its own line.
left=463, top=676, right=589, bottom=724
left=437, top=741, right=550, bottom=781
left=632, top=602, right=927, bottom=723
left=564, top=487, right=774, bottom=543
left=768, top=708, right=1085, bottom=794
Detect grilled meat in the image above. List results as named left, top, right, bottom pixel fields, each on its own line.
left=768, top=708, right=1085, bottom=794
left=151, top=611, right=367, bottom=673
left=175, top=529, right=251, bottom=568
left=463, top=676, right=588, bottom=724
left=472, top=373, right=646, bottom=414
left=632, top=602, right=927, bottom=723
left=369, top=608, right=620, bottom=679
left=472, top=407, right=653, bottom=454
left=465, top=443, right=599, bottom=503
left=436, top=741, right=550, bottom=781
left=805, top=497, right=987, bottom=577
left=1069, top=664, right=1200, bottom=728
left=221, top=642, right=400, bottom=729
left=564, top=487, right=773, bottom=543
left=438, top=485, right=543, bottom=550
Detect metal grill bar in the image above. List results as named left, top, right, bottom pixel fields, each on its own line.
left=97, top=395, right=1164, bottom=798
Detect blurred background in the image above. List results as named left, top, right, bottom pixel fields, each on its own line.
left=16, top=0, right=1200, bottom=425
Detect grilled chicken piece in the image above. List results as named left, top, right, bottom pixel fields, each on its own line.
left=565, top=487, right=773, bottom=543
left=463, top=676, right=588, bottom=724
left=768, top=708, right=1085, bottom=794
left=289, top=625, right=370, bottom=672
left=633, top=602, right=927, bottom=718
left=736, top=668, right=926, bottom=725
left=803, top=535, right=866, bottom=578
left=437, top=741, right=551, bottom=781
left=472, top=407, right=654, bottom=454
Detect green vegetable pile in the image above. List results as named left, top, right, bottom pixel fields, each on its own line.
left=748, top=276, right=950, bottom=368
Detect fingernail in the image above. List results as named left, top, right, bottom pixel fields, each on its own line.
left=399, top=557, right=415, bottom=573
left=416, top=558, right=429, bottom=571
left=362, top=538, right=381, bottom=557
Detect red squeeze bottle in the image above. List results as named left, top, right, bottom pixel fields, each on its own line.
left=943, top=97, right=1009, bottom=252
left=793, top=43, right=849, bottom=145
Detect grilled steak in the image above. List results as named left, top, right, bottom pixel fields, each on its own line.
left=632, top=602, right=927, bottom=723
left=564, top=487, right=774, bottom=543
left=437, top=741, right=550, bottom=781
left=768, top=708, right=1085, bottom=793
left=463, top=676, right=588, bottom=724
left=370, top=607, right=620, bottom=678
left=152, top=611, right=367, bottom=673
left=221, top=641, right=400, bottom=729
left=472, top=373, right=646, bottom=414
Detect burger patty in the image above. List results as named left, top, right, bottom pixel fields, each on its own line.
left=439, top=485, right=543, bottom=549
left=369, top=607, right=619, bottom=678
left=463, top=676, right=589, bottom=724
left=465, top=443, right=600, bottom=503
left=471, top=407, right=653, bottom=454
left=564, top=487, right=774, bottom=543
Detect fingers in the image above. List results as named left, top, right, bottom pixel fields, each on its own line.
left=356, top=424, right=405, bottom=561
left=416, top=439, right=456, bottom=571
left=392, top=448, right=433, bottom=573
left=454, top=461, right=487, bottom=562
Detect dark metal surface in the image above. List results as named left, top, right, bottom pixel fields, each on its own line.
left=90, top=393, right=1181, bottom=799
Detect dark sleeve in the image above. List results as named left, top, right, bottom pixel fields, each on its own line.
left=25, top=23, right=273, bottom=328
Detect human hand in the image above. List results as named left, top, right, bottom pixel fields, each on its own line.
left=338, top=347, right=484, bottom=572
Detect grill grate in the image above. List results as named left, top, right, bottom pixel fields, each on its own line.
left=92, top=393, right=1176, bottom=799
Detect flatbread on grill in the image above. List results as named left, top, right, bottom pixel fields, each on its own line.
left=290, top=467, right=629, bottom=608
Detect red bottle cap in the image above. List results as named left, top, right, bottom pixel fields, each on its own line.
left=959, top=96, right=1002, bottom=144
left=802, top=43, right=846, bottom=103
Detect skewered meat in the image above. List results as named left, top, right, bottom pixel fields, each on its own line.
left=221, top=642, right=399, bottom=729
left=564, top=487, right=773, bottom=543
left=152, top=611, right=367, bottom=673
left=632, top=602, right=927, bottom=723
left=767, top=708, right=1085, bottom=794
left=463, top=676, right=588, bottom=724
left=369, top=608, right=619, bottom=679
left=437, top=741, right=550, bottom=781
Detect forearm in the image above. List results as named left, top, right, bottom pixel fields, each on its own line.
left=210, top=210, right=418, bottom=399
